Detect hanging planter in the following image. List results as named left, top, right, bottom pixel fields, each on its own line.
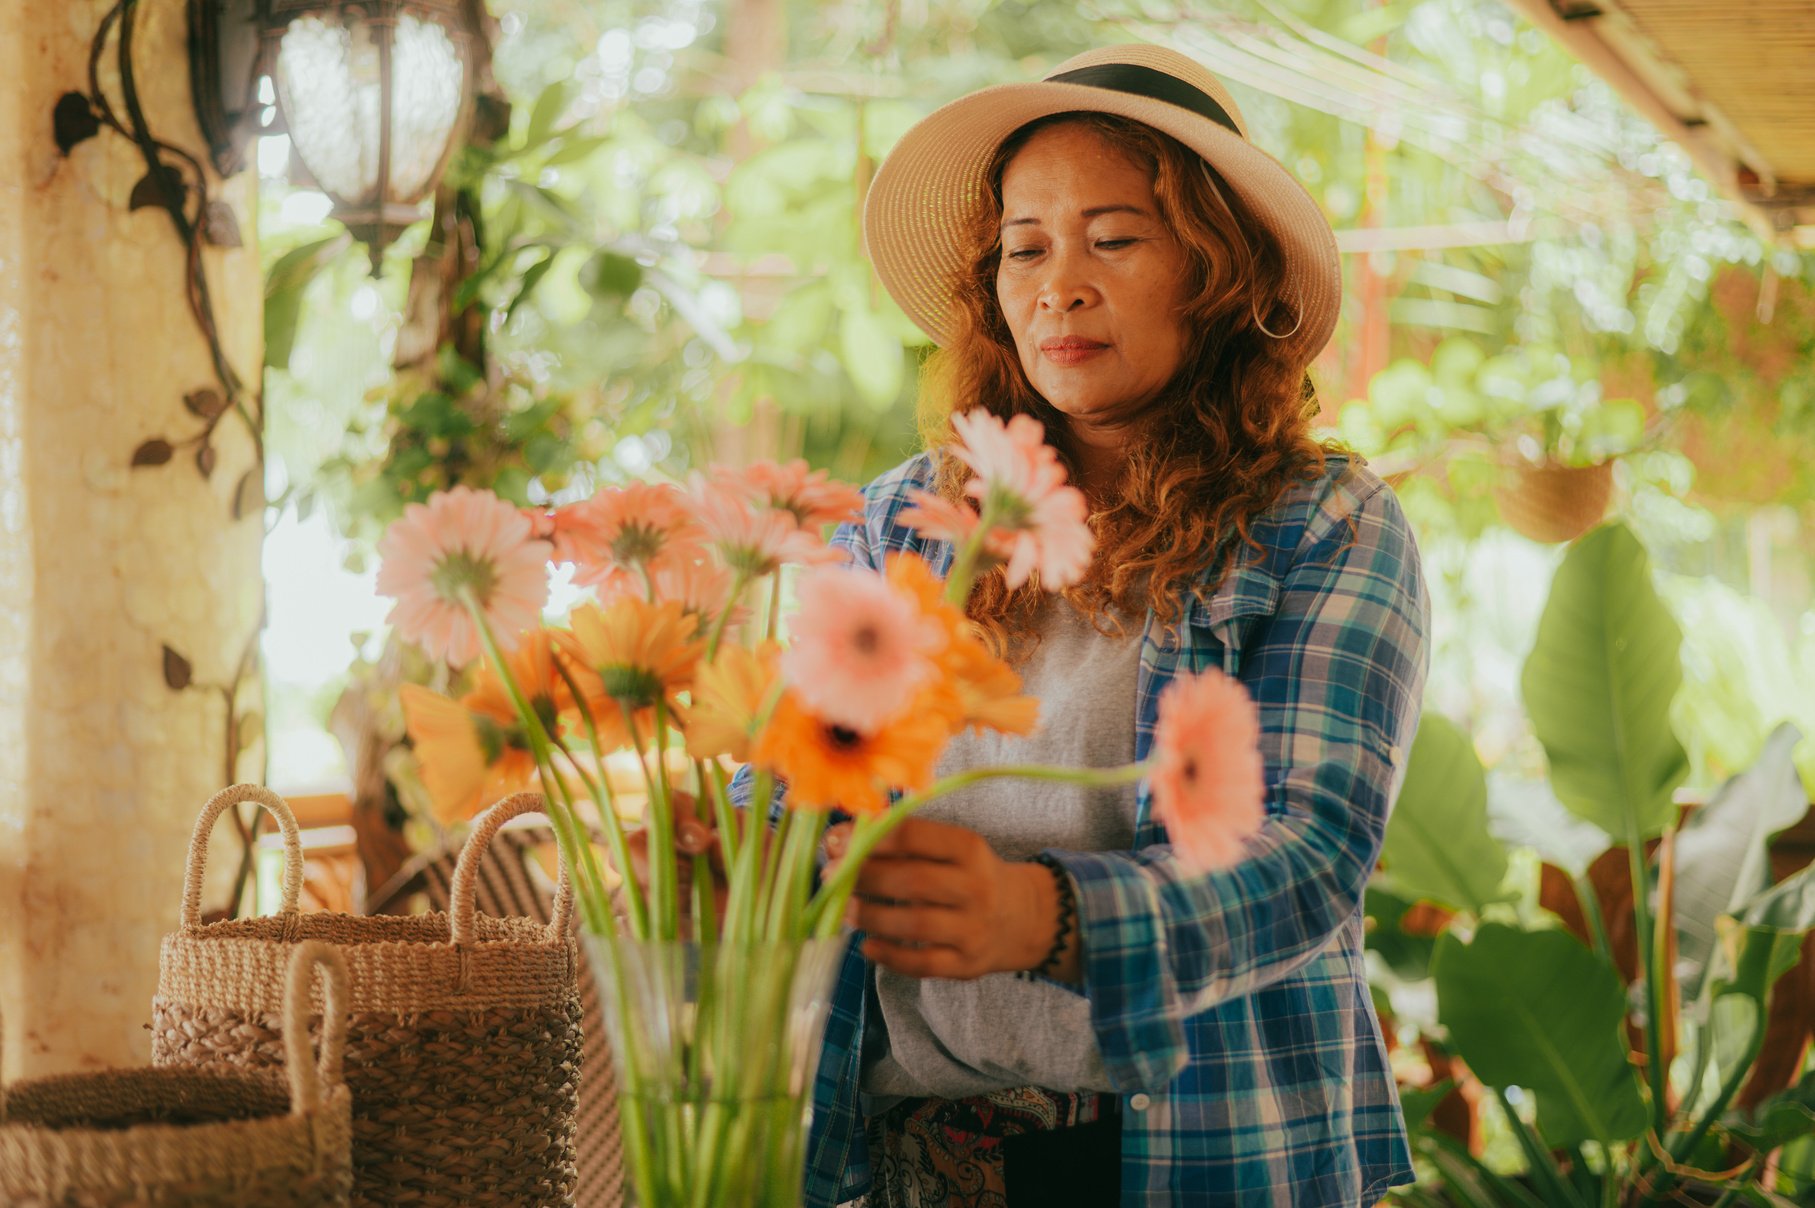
left=1493, top=458, right=1615, bottom=544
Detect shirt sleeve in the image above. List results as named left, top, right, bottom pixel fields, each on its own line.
left=1051, top=477, right=1430, bottom=1092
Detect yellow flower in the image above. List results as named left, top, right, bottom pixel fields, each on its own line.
left=686, top=642, right=780, bottom=763
left=557, top=597, right=702, bottom=751
left=400, top=683, right=537, bottom=825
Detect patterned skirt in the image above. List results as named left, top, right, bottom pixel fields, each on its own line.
left=862, top=1088, right=1119, bottom=1208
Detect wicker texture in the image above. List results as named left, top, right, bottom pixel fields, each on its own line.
left=397, top=823, right=625, bottom=1208
left=152, top=786, right=582, bottom=1207
left=1, top=943, right=353, bottom=1207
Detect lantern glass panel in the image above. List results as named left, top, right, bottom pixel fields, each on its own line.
left=273, top=10, right=464, bottom=205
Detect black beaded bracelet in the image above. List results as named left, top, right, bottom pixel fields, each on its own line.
left=1017, top=853, right=1075, bottom=981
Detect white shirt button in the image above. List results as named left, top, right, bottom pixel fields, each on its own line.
left=1128, top=1093, right=1152, bottom=1111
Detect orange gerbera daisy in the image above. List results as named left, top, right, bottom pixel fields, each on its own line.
left=558, top=597, right=703, bottom=751
left=884, top=554, right=1039, bottom=737
left=752, top=686, right=950, bottom=815
left=685, top=641, right=781, bottom=763
left=400, top=683, right=537, bottom=825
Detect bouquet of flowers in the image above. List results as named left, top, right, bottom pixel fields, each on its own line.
left=375, top=411, right=1266, bottom=1207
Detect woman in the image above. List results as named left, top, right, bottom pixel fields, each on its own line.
left=790, top=44, right=1431, bottom=1208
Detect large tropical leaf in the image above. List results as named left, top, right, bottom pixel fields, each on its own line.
left=1674, top=724, right=1808, bottom=1012
left=1379, top=713, right=1509, bottom=912
left=1520, top=523, right=1689, bottom=843
left=1433, top=922, right=1647, bottom=1148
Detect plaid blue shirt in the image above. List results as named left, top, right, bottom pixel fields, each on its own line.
left=751, top=450, right=1428, bottom=1206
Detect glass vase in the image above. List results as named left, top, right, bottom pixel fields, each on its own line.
left=584, top=932, right=849, bottom=1208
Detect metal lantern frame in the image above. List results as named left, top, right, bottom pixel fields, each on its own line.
left=190, top=0, right=476, bottom=270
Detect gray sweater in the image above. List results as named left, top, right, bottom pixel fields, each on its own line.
left=859, top=594, right=1142, bottom=1103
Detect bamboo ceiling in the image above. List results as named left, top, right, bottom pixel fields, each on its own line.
left=1505, top=0, right=1815, bottom=245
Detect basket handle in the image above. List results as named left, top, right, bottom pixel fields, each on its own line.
left=449, top=793, right=574, bottom=946
left=283, top=940, right=349, bottom=1116
left=181, top=784, right=304, bottom=929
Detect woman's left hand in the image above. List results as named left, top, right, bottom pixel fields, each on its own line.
left=824, top=817, right=1064, bottom=980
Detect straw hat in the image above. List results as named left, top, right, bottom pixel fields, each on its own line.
left=863, top=43, right=1341, bottom=372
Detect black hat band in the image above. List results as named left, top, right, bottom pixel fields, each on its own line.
left=1045, top=63, right=1244, bottom=139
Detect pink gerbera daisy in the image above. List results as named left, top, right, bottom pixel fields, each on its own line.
left=900, top=489, right=982, bottom=545
left=378, top=486, right=552, bottom=666
left=690, top=480, right=845, bottom=579
left=561, top=482, right=706, bottom=594
left=713, top=459, right=865, bottom=529
left=1149, top=669, right=1267, bottom=872
left=780, top=565, right=948, bottom=732
left=947, top=410, right=1095, bottom=590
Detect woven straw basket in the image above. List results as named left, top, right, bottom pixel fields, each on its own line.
left=152, top=785, right=583, bottom=1207
left=1, top=941, right=353, bottom=1207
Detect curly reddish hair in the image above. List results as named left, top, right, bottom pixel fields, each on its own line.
left=917, top=112, right=1342, bottom=651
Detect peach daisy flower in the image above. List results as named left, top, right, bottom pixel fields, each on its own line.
left=651, top=559, right=747, bottom=632
left=900, top=489, right=982, bottom=546
left=557, top=596, right=703, bottom=751
left=780, top=565, right=947, bottom=732
left=690, top=481, right=845, bottom=579
left=685, top=641, right=780, bottom=762
left=377, top=486, right=552, bottom=666
left=948, top=410, right=1094, bottom=590
left=563, top=482, right=706, bottom=594
left=752, top=686, right=950, bottom=815
left=1149, top=669, right=1267, bottom=872
left=713, top=459, right=865, bottom=528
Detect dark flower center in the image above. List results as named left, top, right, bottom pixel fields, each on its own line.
left=826, top=724, right=862, bottom=750
left=431, top=551, right=499, bottom=606
left=852, top=625, right=880, bottom=656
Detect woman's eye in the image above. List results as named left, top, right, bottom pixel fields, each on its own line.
left=1097, top=238, right=1137, bottom=250
left=1004, top=247, right=1043, bottom=261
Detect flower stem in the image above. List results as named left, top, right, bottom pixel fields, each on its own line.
left=548, top=654, right=647, bottom=938
left=705, top=569, right=753, bottom=661
left=804, top=760, right=1152, bottom=936
left=764, top=571, right=783, bottom=642
left=624, top=703, right=677, bottom=940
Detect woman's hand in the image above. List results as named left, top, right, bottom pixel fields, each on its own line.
left=825, top=817, right=1077, bottom=982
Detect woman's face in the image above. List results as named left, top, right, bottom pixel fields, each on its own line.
left=995, top=123, right=1194, bottom=443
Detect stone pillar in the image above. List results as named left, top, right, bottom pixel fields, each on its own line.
left=0, top=0, right=264, bottom=1077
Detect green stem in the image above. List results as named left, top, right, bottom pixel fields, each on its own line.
left=547, top=655, right=646, bottom=936
left=1573, top=872, right=1614, bottom=967
left=1624, top=824, right=1669, bottom=1140
left=1648, top=996, right=1764, bottom=1203
left=764, top=570, right=783, bottom=643
left=705, top=569, right=753, bottom=661
left=624, top=702, right=676, bottom=940
left=803, top=760, right=1152, bottom=936
left=1494, top=1085, right=1589, bottom=1208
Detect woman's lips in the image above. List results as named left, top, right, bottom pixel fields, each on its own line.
left=1039, top=338, right=1109, bottom=367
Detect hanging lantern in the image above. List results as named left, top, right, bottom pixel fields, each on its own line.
left=191, top=0, right=477, bottom=273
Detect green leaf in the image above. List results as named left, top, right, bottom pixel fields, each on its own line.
left=1521, top=523, right=1689, bottom=843
left=1379, top=713, right=1508, bottom=912
left=543, top=133, right=610, bottom=167
left=1398, top=1080, right=1455, bottom=1132
left=1729, top=1073, right=1815, bottom=1154
left=579, top=250, right=644, bottom=301
left=435, top=346, right=483, bottom=397
left=1433, top=923, right=1647, bottom=1147
left=263, top=236, right=343, bottom=369
left=505, top=251, right=557, bottom=323
left=1740, top=860, right=1815, bottom=934
left=839, top=304, right=904, bottom=409
left=1675, top=724, right=1808, bottom=1011
left=525, top=81, right=570, bottom=147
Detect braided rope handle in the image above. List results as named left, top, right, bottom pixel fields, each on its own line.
left=181, top=784, right=304, bottom=929
left=449, top=793, right=574, bottom=946
left=283, top=941, right=349, bottom=1116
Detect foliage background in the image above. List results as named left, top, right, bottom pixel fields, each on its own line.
left=256, top=0, right=1814, bottom=823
